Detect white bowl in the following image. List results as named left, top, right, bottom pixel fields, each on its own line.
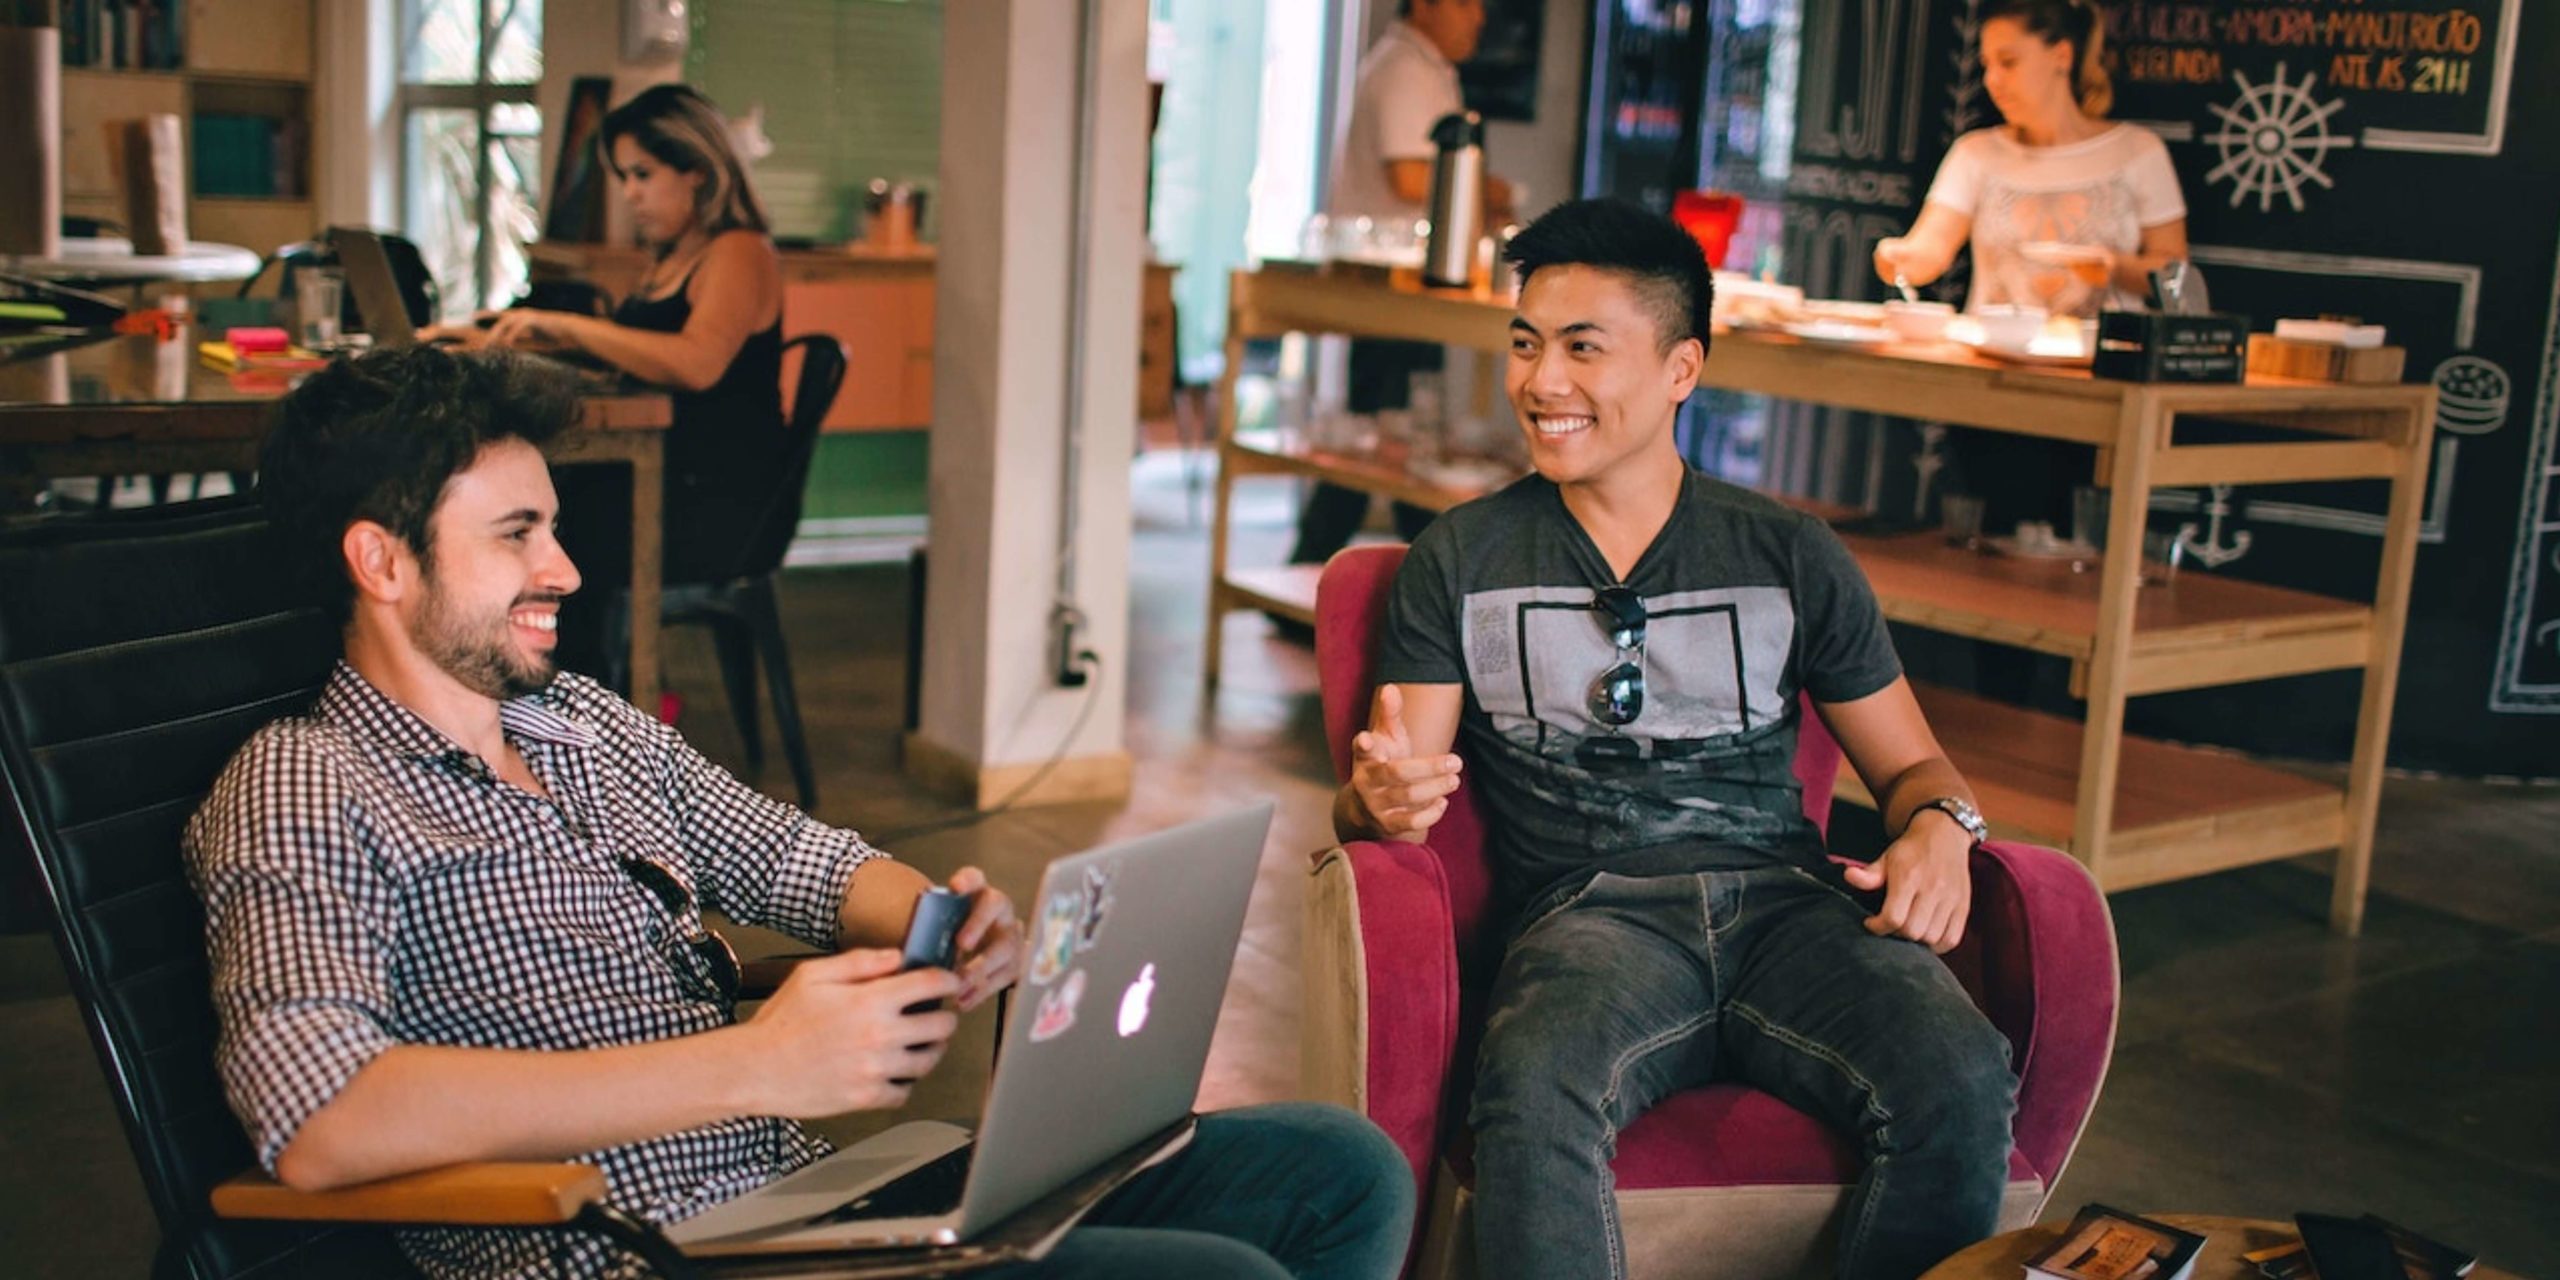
left=1974, top=304, right=2048, bottom=349
left=1881, top=299, right=1955, bottom=342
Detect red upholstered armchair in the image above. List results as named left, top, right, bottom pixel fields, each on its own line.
left=1300, top=544, right=2120, bottom=1280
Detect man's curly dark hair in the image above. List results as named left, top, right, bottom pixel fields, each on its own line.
left=256, top=346, right=581, bottom=622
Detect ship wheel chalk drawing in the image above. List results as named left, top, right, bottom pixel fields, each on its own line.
left=2205, top=63, right=2355, bottom=213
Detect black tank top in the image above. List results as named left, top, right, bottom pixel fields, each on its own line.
left=613, top=256, right=787, bottom=583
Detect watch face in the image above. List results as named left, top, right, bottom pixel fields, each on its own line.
left=1933, top=798, right=1986, bottom=841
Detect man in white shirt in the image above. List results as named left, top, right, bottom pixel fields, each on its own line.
left=1289, top=0, right=1513, bottom=572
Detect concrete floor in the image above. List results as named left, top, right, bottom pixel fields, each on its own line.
left=2, top=454, right=2554, bottom=1276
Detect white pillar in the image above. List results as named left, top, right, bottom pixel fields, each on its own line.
left=909, top=0, right=1146, bottom=807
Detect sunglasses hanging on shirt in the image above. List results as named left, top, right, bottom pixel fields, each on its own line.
left=1587, top=586, right=1648, bottom=729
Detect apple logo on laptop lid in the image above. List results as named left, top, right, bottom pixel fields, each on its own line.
left=1117, top=964, right=1156, bottom=1038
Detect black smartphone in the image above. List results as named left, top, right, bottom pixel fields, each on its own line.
left=890, top=888, right=973, bottom=1084
left=2297, top=1213, right=2406, bottom=1280
left=901, top=887, right=971, bottom=973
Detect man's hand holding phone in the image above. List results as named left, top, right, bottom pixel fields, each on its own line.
left=901, top=870, right=1023, bottom=1012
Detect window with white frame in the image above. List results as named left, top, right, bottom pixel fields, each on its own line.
left=398, top=0, right=543, bottom=318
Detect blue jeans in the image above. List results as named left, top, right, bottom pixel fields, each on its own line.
left=1468, top=865, right=2017, bottom=1280
left=996, top=1103, right=1415, bottom=1279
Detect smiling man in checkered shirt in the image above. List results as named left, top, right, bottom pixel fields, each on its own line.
left=184, top=347, right=1412, bottom=1280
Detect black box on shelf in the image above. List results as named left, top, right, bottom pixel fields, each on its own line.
left=2092, top=309, right=2250, bottom=383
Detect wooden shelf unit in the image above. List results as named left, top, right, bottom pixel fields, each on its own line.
left=1207, top=267, right=2436, bottom=932
left=54, top=1, right=318, bottom=258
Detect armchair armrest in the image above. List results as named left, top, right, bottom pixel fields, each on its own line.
left=1303, top=839, right=1464, bottom=1201
left=211, top=1162, right=607, bottom=1226
left=1962, top=839, right=2119, bottom=1194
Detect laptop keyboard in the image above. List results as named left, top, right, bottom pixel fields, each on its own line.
left=811, top=1143, right=976, bottom=1223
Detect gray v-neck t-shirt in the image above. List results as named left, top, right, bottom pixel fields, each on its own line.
left=1377, top=470, right=1903, bottom=910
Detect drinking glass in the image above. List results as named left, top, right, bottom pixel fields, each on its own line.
left=1941, top=494, right=1986, bottom=547
left=2072, top=484, right=2111, bottom=550
left=297, top=267, right=344, bottom=350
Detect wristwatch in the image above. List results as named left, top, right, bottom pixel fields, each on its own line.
left=1913, top=796, right=1988, bottom=845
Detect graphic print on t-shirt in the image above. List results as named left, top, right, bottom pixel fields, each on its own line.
left=1461, top=583, right=1796, bottom=759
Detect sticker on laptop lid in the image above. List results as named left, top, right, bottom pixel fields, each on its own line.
left=1029, top=968, right=1087, bottom=1042
left=1075, top=864, right=1116, bottom=947
left=1029, top=890, right=1079, bottom=987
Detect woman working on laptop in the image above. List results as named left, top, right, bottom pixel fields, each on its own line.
left=424, top=83, right=786, bottom=681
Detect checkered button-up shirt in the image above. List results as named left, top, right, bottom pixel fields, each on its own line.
left=185, top=663, right=885, bottom=1279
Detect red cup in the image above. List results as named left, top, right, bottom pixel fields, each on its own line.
left=1672, top=191, right=1743, bottom=270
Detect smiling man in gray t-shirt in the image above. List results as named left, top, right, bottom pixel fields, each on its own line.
left=1333, top=199, right=2019, bottom=1280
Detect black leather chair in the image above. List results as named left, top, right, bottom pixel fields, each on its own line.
left=625, top=334, right=848, bottom=812
left=0, top=498, right=694, bottom=1278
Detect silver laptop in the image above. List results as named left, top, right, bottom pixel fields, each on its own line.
left=666, top=803, right=1275, bottom=1258
left=331, top=228, right=420, bottom=349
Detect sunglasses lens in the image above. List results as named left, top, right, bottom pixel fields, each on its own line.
left=699, top=936, right=742, bottom=1003
left=1594, top=587, right=1648, bottom=645
left=624, top=858, right=741, bottom=1002
left=1589, top=660, right=1644, bottom=727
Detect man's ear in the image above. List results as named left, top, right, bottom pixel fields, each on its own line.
left=1666, top=335, right=1705, bottom=402
left=341, top=520, right=414, bottom=607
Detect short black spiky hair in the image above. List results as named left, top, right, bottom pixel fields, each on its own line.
left=1503, top=198, right=1714, bottom=356
left=256, top=346, right=580, bottom=622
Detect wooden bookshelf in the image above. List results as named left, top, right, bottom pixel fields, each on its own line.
left=1209, top=267, right=2436, bottom=932
left=53, top=0, right=317, bottom=258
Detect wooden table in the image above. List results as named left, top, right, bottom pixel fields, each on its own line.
left=1918, top=1214, right=2517, bottom=1280
left=1208, top=267, right=2436, bottom=932
left=0, top=329, right=677, bottom=711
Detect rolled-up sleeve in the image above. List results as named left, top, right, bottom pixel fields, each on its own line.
left=185, top=732, right=400, bottom=1172
left=631, top=708, right=882, bottom=951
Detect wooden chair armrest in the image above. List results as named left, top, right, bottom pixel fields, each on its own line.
left=211, top=1162, right=608, bottom=1227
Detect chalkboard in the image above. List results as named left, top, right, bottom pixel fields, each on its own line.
left=1459, top=0, right=1547, bottom=123
left=1720, top=0, right=2558, bottom=773
left=2085, top=0, right=2558, bottom=771
left=2109, top=0, right=2520, bottom=212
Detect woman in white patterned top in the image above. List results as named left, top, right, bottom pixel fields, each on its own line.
left=1873, top=0, right=2190, bottom=317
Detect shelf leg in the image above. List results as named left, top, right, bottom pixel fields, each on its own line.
left=2071, top=390, right=2164, bottom=881
left=1203, top=313, right=1251, bottom=693
left=2332, top=398, right=2435, bottom=935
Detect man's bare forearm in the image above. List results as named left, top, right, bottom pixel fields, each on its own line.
left=277, top=1028, right=764, bottom=1191
left=839, top=857, right=934, bottom=950
left=1875, top=758, right=1976, bottom=839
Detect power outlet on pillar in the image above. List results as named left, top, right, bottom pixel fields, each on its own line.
left=1050, top=604, right=1097, bottom=688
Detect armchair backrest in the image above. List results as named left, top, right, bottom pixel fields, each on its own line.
left=1316, top=544, right=1846, bottom=965
left=0, top=498, right=404, bottom=1277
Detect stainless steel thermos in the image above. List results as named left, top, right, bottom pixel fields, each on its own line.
left=1424, top=111, right=1485, bottom=289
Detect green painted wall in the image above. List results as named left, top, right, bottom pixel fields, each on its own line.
left=688, top=1, right=939, bottom=520
left=803, top=431, right=929, bottom=520
left=686, top=0, right=943, bottom=244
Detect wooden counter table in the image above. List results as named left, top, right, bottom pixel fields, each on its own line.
left=0, top=329, right=678, bottom=713
left=1208, top=267, right=2436, bottom=932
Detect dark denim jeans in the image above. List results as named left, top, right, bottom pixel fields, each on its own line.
left=993, top=1102, right=1415, bottom=1279
left=1468, top=865, right=2017, bottom=1280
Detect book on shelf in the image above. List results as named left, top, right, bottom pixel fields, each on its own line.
left=2242, top=1214, right=2476, bottom=1280
left=2025, top=1205, right=2207, bottom=1280
left=57, top=0, right=185, bottom=71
